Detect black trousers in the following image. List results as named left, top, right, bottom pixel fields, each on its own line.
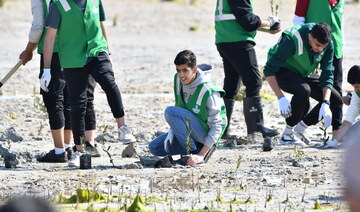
left=63, top=52, right=124, bottom=145
left=216, top=41, right=262, bottom=99
left=40, top=53, right=96, bottom=131
left=276, top=68, right=342, bottom=130
left=332, top=56, right=343, bottom=129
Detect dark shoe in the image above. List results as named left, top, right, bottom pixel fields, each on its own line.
left=37, top=150, right=67, bottom=163
left=243, top=96, right=279, bottom=138
left=85, top=141, right=101, bottom=157
left=263, top=137, right=276, bottom=152
left=222, top=99, right=236, bottom=139
left=154, top=156, right=174, bottom=168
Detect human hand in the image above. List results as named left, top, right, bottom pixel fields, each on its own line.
left=40, top=68, right=51, bottom=92
left=19, top=50, right=33, bottom=65
left=342, top=93, right=352, bottom=105
left=318, top=101, right=332, bottom=128
left=187, top=154, right=204, bottom=166
left=267, top=16, right=281, bottom=31
left=278, top=96, right=292, bottom=118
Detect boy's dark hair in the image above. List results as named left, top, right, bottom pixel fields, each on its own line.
left=310, top=23, right=332, bottom=45
left=174, top=50, right=196, bottom=68
left=347, top=65, right=360, bottom=85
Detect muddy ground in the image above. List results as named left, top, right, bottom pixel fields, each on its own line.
left=0, top=0, right=359, bottom=211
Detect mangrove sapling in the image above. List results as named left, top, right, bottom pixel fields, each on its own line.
left=98, top=124, right=109, bottom=134
left=236, top=154, right=243, bottom=171
left=282, top=192, right=290, bottom=203
left=301, top=185, right=307, bottom=202
left=185, top=118, right=192, bottom=155
left=37, top=121, right=46, bottom=136
left=100, top=140, right=115, bottom=167
left=314, top=199, right=321, bottom=209
left=269, top=0, right=280, bottom=16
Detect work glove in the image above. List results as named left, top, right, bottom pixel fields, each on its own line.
left=324, top=139, right=337, bottom=149
left=318, top=101, right=332, bottom=128
left=278, top=96, right=292, bottom=118
left=164, top=129, right=174, bottom=153
left=40, top=68, right=51, bottom=92
left=267, top=16, right=281, bottom=31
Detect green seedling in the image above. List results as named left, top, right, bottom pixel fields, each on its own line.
left=293, top=145, right=303, bottom=159
left=38, top=121, right=46, bottom=136
left=0, top=0, right=5, bottom=7
left=8, top=113, right=18, bottom=119
left=269, top=0, right=280, bottom=16
left=301, top=185, right=306, bottom=202
left=113, top=14, right=118, bottom=27
left=320, top=125, right=330, bottom=144
left=128, top=193, right=148, bottom=212
left=215, top=189, right=223, bottom=203
left=236, top=154, right=243, bottom=171
left=185, top=118, right=192, bottom=155
left=98, top=124, right=109, bottom=134
left=101, top=143, right=115, bottom=167
left=6, top=138, right=11, bottom=151
left=282, top=193, right=290, bottom=203
left=33, top=87, right=47, bottom=114
left=189, top=25, right=199, bottom=31
left=244, top=196, right=255, bottom=204
left=314, top=200, right=321, bottom=209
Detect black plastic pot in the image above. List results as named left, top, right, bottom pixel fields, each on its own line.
left=4, top=155, right=17, bottom=168
left=80, top=154, right=91, bottom=169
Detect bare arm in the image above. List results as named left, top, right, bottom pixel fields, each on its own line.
left=19, top=42, right=38, bottom=65
left=43, top=27, right=57, bottom=68
left=266, top=76, right=285, bottom=98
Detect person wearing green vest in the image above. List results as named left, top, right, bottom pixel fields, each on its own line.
left=215, top=0, right=281, bottom=139
left=324, top=65, right=360, bottom=148
left=149, top=50, right=227, bottom=166
left=42, top=0, right=136, bottom=167
left=293, top=0, right=344, bottom=141
left=264, top=23, right=342, bottom=146
left=19, top=0, right=98, bottom=163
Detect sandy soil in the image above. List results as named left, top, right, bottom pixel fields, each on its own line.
left=0, top=0, right=360, bottom=211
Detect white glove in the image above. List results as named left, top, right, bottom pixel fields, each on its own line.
left=324, top=139, right=337, bottom=149
left=267, top=16, right=281, bottom=30
left=40, top=68, right=51, bottom=92
left=164, top=129, right=174, bottom=153
left=278, top=96, right=292, bottom=118
left=318, top=101, right=332, bottom=128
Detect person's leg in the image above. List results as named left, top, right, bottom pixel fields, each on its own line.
left=37, top=53, right=67, bottom=162
left=164, top=106, right=207, bottom=155
left=89, top=53, right=136, bottom=142
left=84, top=75, right=97, bottom=145
left=331, top=56, right=343, bottom=133
left=301, top=78, right=342, bottom=129
left=63, top=84, right=72, bottom=146
left=216, top=43, right=241, bottom=138
left=276, top=68, right=311, bottom=127
left=63, top=66, right=90, bottom=151
left=148, top=133, right=188, bottom=156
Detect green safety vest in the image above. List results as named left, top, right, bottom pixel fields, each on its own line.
left=215, top=0, right=256, bottom=44
left=54, top=0, right=108, bottom=68
left=268, top=24, right=326, bottom=77
left=305, top=0, right=343, bottom=58
left=37, top=0, right=58, bottom=54
left=173, top=74, right=227, bottom=146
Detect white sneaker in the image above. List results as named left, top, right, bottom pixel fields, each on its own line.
left=324, top=139, right=337, bottom=149
left=68, top=151, right=81, bottom=167
left=118, top=125, right=136, bottom=144
left=279, top=133, right=296, bottom=145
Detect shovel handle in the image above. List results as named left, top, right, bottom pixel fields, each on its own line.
left=0, top=60, right=22, bottom=88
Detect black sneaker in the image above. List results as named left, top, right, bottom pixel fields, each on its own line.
left=37, top=150, right=67, bottom=163
left=85, top=141, right=101, bottom=157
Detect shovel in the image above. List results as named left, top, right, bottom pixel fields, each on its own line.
left=0, top=60, right=22, bottom=88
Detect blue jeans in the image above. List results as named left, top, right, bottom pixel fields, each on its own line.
left=149, top=106, right=207, bottom=156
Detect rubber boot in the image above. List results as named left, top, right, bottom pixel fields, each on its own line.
left=222, top=99, right=235, bottom=139
left=243, top=96, right=279, bottom=138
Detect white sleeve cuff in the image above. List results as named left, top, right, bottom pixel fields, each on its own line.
left=293, top=15, right=305, bottom=26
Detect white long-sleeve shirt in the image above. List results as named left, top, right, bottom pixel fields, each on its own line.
left=344, top=91, right=360, bottom=124
left=29, top=0, right=45, bottom=43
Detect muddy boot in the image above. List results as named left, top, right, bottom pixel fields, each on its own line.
left=243, top=96, right=279, bottom=138
left=222, top=99, right=235, bottom=139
